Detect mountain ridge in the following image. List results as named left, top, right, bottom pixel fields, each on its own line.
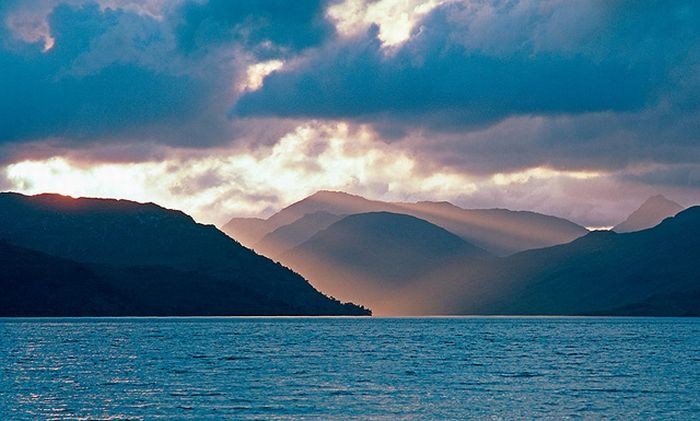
left=255, top=210, right=344, bottom=258
left=0, top=192, right=369, bottom=316
left=441, top=205, right=700, bottom=316
left=222, top=190, right=589, bottom=256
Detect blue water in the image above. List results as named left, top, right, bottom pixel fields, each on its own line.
left=1, top=317, right=699, bottom=420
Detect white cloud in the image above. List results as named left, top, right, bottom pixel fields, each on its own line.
left=327, top=0, right=446, bottom=46
left=239, top=60, right=284, bottom=92
left=5, top=120, right=698, bottom=228
left=4, top=122, right=479, bottom=224
left=492, top=167, right=602, bottom=186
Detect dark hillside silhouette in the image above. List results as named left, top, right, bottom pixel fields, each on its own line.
left=0, top=192, right=369, bottom=316
left=443, top=206, right=700, bottom=316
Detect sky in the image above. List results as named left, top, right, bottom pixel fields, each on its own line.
left=1, top=0, right=699, bottom=228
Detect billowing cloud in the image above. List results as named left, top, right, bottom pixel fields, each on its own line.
left=1, top=2, right=199, bottom=144
left=5, top=120, right=698, bottom=228
left=235, top=1, right=700, bottom=124
left=230, top=0, right=700, bottom=208
left=327, top=0, right=445, bottom=46
left=0, top=0, right=334, bottom=147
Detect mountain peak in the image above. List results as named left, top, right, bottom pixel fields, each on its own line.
left=289, top=210, right=492, bottom=265
left=223, top=190, right=588, bottom=255
left=645, top=194, right=676, bottom=205
left=309, top=190, right=360, bottom=199
left=281, top=211, right=490, bottom=314
left=613, top=194, right=683, bottom=233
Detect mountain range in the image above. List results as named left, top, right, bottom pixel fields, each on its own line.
left=224, top=190, right=589, bottom=257
left=0, top=192, right=369, bottom=316
left=439, top=205, right=700, bottom=316
left=223, top=192, right=697, bottom=316
left=2, top=190, right=697, bottom=317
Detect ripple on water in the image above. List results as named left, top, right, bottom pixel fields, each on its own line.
left=0, top=317, right=699, bottom=419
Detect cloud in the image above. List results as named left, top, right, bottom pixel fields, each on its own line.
left=390, top=108, right=700, bottom=177
left=235, top=1, right=700, bottom=124
left=620, top=164, right=700, bottom=189
left=0, top=3, right=210, bottom=144
left=3, top=122, right=480, bottom=223
left=7, top=120, right=699, bottom=228
left=0, top=0, right=336, bottom=147
left=327, top=0, right=445, bottom=46
left=175, top=0, right=335, bottom=57
left=1, top=0, right=699, bottom=227
left=230, top=0, right=700, bottom=202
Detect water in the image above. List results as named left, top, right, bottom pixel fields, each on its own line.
left=1, top=317, right=699, bottom=420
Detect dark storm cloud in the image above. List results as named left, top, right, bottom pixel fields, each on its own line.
left=0, top=0, right=334, bottom=147
left=176, top=0, right=335, bottom=58
left=0, top=3, right=204, bottom=144
left=234, top=1, right=700, bottom=126
left=620, top=164, right=700, bottom=189
left=235, top=32, right=649, bottom=122
left=399, top=108, right=700, bottom=177
left=229, top=0, right=700, bottom=199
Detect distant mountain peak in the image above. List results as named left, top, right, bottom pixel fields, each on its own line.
left=645, top=194, right=676, bottom=205
left=309, top=190, right=362, bottom=200
left=613, top=194, right=683, bottom=233
left=222, top=190, right=588, bottom=255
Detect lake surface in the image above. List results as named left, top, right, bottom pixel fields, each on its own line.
left=1, top=317, right=699, bottom=420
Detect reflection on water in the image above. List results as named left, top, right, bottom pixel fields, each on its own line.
left=1, top=317, right=699, bottom=419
